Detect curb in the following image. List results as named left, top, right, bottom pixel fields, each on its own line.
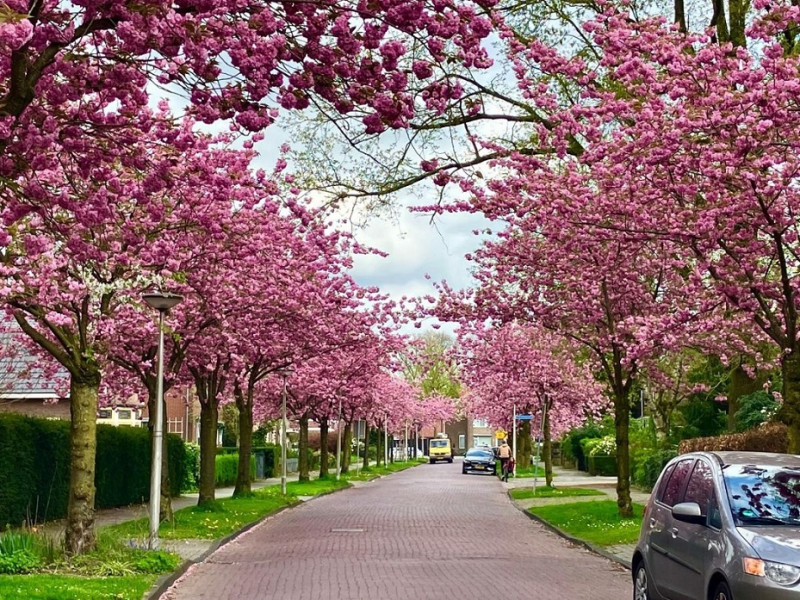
left=510, top=497, right=631, bottom=571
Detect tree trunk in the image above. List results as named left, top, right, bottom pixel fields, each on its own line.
left=376, top=424, right=383, bottom=467
left=298, top=414, right=310, bottom=482
left=233, top=396, right=253, bottom=497
left=198, top=401, right=219, bottom=506
left=728, top=364, right=764, bottom=432
left=519, top=419, right=532, bottom=469
left=543, top=401, right=553, bottom=487
left=782, top=348, right=800, bottom=453
left=614, top=393, right=633, bottom=518
left=341, top=422, right=352, bottom=473
left=363, top=423, right=371, bottom=470
left=319, top=416, right=329, bottom=479
left=65, top=376, right=101, bottom=555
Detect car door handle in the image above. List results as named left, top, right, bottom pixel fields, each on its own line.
left=670, top=527, right=679, bottom=538
left=649, top=518, right=657, bottom=528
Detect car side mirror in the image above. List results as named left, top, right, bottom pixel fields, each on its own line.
left=672, top=502, right=705, bottom=525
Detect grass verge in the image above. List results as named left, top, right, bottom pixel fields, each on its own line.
left=528, top=500, right=644, bottom=546
left=509, top=486, right=604, bottom=500
left=0, top=573, right=157, bottom=600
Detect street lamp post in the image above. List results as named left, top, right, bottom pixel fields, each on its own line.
left=142, top=291, right=183, bottom=551
left=278, top=366, right=294, bottom=495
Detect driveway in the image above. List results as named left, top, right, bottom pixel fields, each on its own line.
left=160, top=461, right=631, bottom=600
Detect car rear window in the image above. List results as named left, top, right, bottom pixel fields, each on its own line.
left=430, top=440, right=449, bottom=448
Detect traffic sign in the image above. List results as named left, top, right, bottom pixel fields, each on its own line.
left=515, top=414, right=533, bottom=420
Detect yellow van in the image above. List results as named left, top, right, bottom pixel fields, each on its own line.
left=429, top=437, right=453, bottom=463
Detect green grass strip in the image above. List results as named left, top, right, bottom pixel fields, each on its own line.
left=510, top=486, right=605, bottom=500
left=528, top=500, right=644, bottom=546
left=0, top=573, right=157, bottom=600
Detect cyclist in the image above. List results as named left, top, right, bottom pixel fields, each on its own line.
left=498, top=440, right=512, bottom=481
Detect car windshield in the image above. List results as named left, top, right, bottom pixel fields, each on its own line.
left=724, top=464, right=800, bottom=525
left=430, top=440, right=448, bottom=448
left=466, top=449, right=492, bottom=458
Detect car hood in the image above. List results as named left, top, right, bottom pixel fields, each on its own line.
left=738, top=526, right=800, bottom=562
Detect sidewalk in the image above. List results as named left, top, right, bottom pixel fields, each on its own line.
left=504, top=465, right=649, bottom=568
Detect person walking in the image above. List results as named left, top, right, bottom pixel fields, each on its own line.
left=498, top=440, right=512, bottom=481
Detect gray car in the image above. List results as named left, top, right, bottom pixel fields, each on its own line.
left=633, top=451, right=800, bottom=600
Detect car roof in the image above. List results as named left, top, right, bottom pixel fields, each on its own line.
left=689, top=451, right=800, bottom=468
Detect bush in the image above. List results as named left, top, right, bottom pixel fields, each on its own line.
left=633, top=449, right=679, bottom=491
left=182, top=443, right=201, bottom=493
left=679, top=422, right=788, bottom=453
left=675, top=398, right=726, bottom=440
left=735, top=391, right=780, bottom=432
left=587, top=455, right=617, bottom=476
left=0, top=414, right=187, bottom=528
left=561, top=422, right=604, bottom=471
left=0, top=550, right=40, bottom=574
left=214, top=453, right=256, bottom=487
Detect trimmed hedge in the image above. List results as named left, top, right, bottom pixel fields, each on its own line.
left=587, top=455, right=617, bottom=476
left=678, top=422, right=788, bottom=454
left=215, top=453, right=255, bottom=487
left=0, top=414, right=186, bottom=529
left=633, top=449, right=678, bottom=491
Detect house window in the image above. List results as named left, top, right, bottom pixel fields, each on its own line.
left=168, top=418, right=184, bottom=435
left=117, top=409, right=132, bottom=420
left=472, top=419, right=488, bottom=428
left=98, top=408, right=112, bottom=419
left=458, top=434, right=465, bottom=449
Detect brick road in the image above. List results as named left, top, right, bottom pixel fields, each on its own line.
left=160, top=462, right=631, bottom=600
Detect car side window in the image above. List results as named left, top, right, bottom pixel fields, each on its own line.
left=683, top=460, right=715, bottom=517
left=655, top=462, right=677, bottom=501
left=660, top=459, right=694, bottom=507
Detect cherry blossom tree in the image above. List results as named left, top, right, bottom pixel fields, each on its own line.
left=457, top=322, right=606, bottom=485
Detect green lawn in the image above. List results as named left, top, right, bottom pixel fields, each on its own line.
left=509, top=486, right=605, bottom=500
left=0, top=573, right=158, bottom=600
left=528, top=500, right=645, bottom=546
left=510, top=464, right=548, bottom=478
left=106, top=479, right=349, bottom=541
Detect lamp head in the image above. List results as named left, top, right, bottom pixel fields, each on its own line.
left=143, top=292, right=184, bottom=312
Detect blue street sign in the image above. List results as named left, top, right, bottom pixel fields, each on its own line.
left=515, top=415, right=533, bottom=420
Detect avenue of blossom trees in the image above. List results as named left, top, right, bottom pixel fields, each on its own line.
left=0, top=0, right=501, bottom=554
left=7, top=0, right=800, bottom=553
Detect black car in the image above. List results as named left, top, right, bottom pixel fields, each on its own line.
left=462, top=447, right=497, bottom=475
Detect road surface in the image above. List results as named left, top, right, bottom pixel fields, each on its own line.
left=161, top=461, right=631, bottom=600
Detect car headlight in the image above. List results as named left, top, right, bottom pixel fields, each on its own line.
left=744, top=557, right=800, bottom=586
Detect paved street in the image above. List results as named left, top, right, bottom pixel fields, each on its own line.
left=160, top=462, right=631, bottom=600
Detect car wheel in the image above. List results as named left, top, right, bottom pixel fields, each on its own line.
left=462, top=467, right=468, bottom=474
left=712, top=581, right=733, bottom=600
left=448, top=458, right=453, bottom=463
left=429, top=458, right=435, bottom=464
left=632, top=561, right=650, bottom=600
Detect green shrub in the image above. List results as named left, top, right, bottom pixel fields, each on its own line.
left=182, top=443, right=201, bottom=493
left=561, top=422, right=604, bottom=471
left=588, top=455, right=617, bottom=476
left=0, top=550, right=40, bottom=574
left=675, top=398, right=726, bottom=440
left=214, top=453, right=256, bottom=487
left=0, top=414, right=187, bottom=528
left=633, top=449, right=679, bottom=491
left=735, top=391, right=780, bottom=432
